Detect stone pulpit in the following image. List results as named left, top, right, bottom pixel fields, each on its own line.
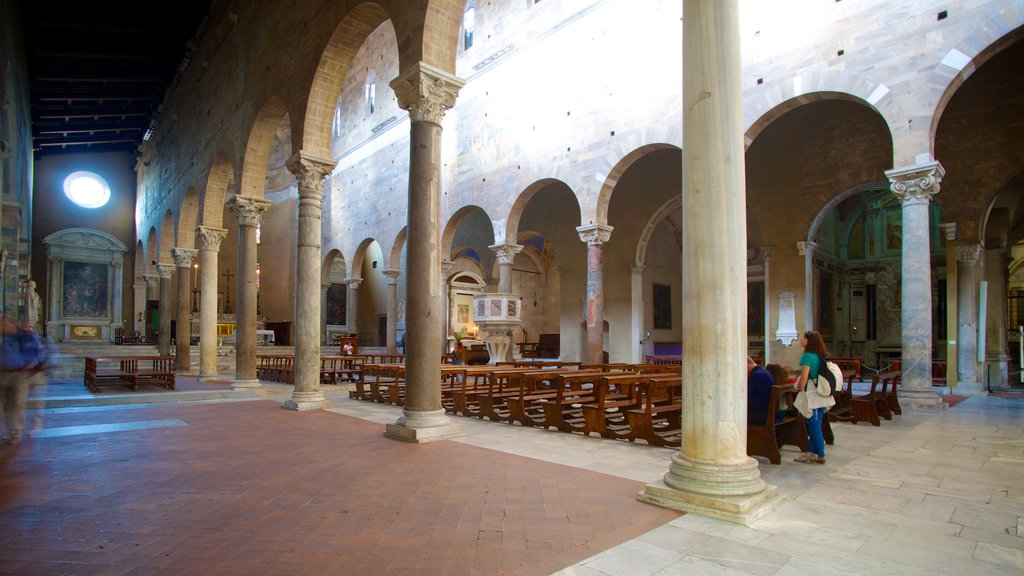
left=473, top=293, right=523, bottom=365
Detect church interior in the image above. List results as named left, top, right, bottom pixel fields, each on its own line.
left=1, top=0, right=1023, bottom=574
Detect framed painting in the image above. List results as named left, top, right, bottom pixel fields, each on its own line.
left=61, top=261, right=109, bottom=318
left=457, top=304, right=470, bottom=324
left=326, top=283, right=347, bottom=325
left=71, top=325, right=101, bottom=339
left=652, top=284, right=671, bottom=330
left=747, top=282, right=764, bottom=336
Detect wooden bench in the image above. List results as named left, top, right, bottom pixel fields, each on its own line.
left=747, top=386, right=809, bottom=464
left=831, top=357, right=863, bottom=381
left=582, top=374, right=647, bottom=439
left=84, top=356, right=176, bottom=392
left=625, top=375, right=682, bottom=447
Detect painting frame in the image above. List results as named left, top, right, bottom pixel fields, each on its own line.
left=747, top=282, right=764, bottom=337
left=652, top=283, right=671, bottom=330
left=61, top=261, right=109, bottom=318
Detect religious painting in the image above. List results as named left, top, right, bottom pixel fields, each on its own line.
left=71, top=325, right=100, bottom=339
left=326, top=283, right=347, bottom=325
left=476, top=298, right=486, bottom=320
left=457, top=304, right=470, bottom=324
left=884, top=210, right=902, bottom=252
left=747, top=282, right=764, bottom=336
left=62, top=261, right=108, bottom=318
left=507, top=299, right=517, bottom=318
left=489, top=299, right=502, bottom=317
left=652, top=284, right=671, bottom=330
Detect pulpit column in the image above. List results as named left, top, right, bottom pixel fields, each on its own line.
left=155, top=263, right=174, bottom=356
left=384, top=268, right=401, bottom=354
left=489, top=243, right=522, bottom=294
left=577, top=225, right=612, bottom=365
left=886, top=161, right=944, bottom=408
left=284, top=153, right=336, bottom=409
left=347, top=278, right=362, bottom=337
left=385, top=62, right=465, bottom=442
left=196, top=226, right=227, bottom=380
left=171, top=248, right=198, bottom=372
left=227, top=196, right=271, bottom=389
left=956, top=243, right=984, bottom=393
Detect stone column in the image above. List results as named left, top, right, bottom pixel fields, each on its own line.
left=441, top=260, right=454, bottom=348
left=284, top=153, right=336, bottom=409
left=155, top=263, right=174, bottom=355
left=321, top=283, right=330, bottom=345
left=385, top=62, right=465, bottom=442
left=347, top=278, right=361, bottom=335
left=577, top=225, right=612, bottom=365
left=144, top=273, right=159, bottom=300
left=48, top=256, right=61, bottom=324
left=196, top=226, right=227, bottom=380
left=383, top=268, right=401, bottom=354
left=630, top=265, right=645, bottom=363
left=227, top=196, right=272, bottom=390
left=886, top=161, right=944, bottom=408
left=956, top=243, right=984, bottom=393
left=639, top=0, right=778, bottom=525
left=171, top=248, right=198, bottom=372
left=489, top=243, right=522, bottom=294
left=110, top=259, right=124, bottom=331
left=132, top=279, right=146, bottom=333
left=796, top=241, right=817, bottom=331
left=984, top=246, right=1010, bottom=390
left=762, top=247, right=774, bottom=364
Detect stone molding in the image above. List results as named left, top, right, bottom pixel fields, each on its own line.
left=196, top=226, right=228, bottom=251
left=226, top=195, right=272, bottom=228
left=576, top=224, right=613, bottom=246
left=390, top=62, right=465, bottom=126
left=795, top=240, right=817, bottom=256
left=887, top=161, right=944, bottom=206
left=347, top=277, right=363, bottom=290
left=286, top=151, right=336, bottom=200
left=155, top=263, right=175, bottom=279
left=170, top=247, right=198, bottom=268
left=143, top=273, right=160, bottom=287
left=489, top=243, right=523, bottom=266
left=382, top=268, right=401, bottom=284
left=956, top=244, right=982, bottom=265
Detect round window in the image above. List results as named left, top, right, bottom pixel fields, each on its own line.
left=63, top=171, right=111, bottom=208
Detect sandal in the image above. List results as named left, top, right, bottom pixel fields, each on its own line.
left=793, top=453, right=818, bottom=463
left=814, top=457, right=826, bottom=464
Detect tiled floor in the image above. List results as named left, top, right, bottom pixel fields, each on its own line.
left=3, top=377, right=1023, bottom=576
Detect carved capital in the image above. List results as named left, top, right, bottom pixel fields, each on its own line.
left=489, top=243, right=523, bottom=266
left=196, top=226, right=228, bottom=251
left=170, top=247, right=198, bottom=269
left=956, top=244, right=983, bottom=265
left=762, top=246, right=775, bottom=261
left=576, top=224, right=613, bottom=246
left=796, top=240, right=817, bottom=257
left=286, top=152, right=336, bottom=199
left=390, top=62, right=465, bottom=125
left=143, top=273, right=160, bottom=287
left=441, top=260, right=455, bottom=278
left=226, top=195, right=272, bottom=227
left=631, top=264, right=646, bottom=275
left=886, top=161, right=944, bottom=206
left=382, top=268, right=401, bottom=284
left=347, top=277, right=363, bottom=290
left=155, top=263, right=175, bottom=279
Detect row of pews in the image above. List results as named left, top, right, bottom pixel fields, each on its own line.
left=257, top=353, right=412, bottom=385
left=349, top=360, right=685, bottom=447
left=830, top=370, right=902, bottom=427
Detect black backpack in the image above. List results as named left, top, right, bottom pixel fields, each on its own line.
left=815, top=353, right=842, bottom=396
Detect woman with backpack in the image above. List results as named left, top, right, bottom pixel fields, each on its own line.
left=793, top=330, right=836, bottom=464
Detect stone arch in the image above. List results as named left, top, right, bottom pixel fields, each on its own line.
left=635, top=195, right=681, bottom=269
left=594, top=143, right=680, bottom=227
left=397, top=0, right=465, bottom=71
left=442, top=205, right=495, bottom=259
left=806, top=181, right=890, bottom=243
left=158, top=211, right=175, bottom=263
left=177, top=186, right=200, bottom=248
left=504, top=179, right=576, bottom=245
left=350, top=237, right=378, bottom=281
left=199, top=153, right=234, bottom=229
left=144, top=228, right=158, bottom=274
left=388, top=227, right=408, bottom=269
left=240, top=96, right=290, bottom=200
left=322, top=249, right=348, bottom=284
left=745, top=90, right=888, bottom=150
left=134, top=240, right=146, bottom=278
left=301, top=3, right=393, bottom=158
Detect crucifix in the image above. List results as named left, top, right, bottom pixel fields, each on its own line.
left=222, top=268, right=234, bottom=313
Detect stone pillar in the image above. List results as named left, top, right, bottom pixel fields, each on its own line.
left=48, top=257, right=61, bottom=325
left=984, top=246, right=1010, bottom=390
left=630, top=265, right=645, bottom=363
left=639, top=0, right=778, bottom=525
left=886, top=161, right=944, bottom=408
left=383, top=268, right=401, bottom=354
left=144, top=273, right=159, bottom=300
left=956, top=243, right=984, bottom=393
left=385, top=62, right=465, bottom=442
left=171, top=248, right=198, bottom=372
left=196, top=226, right=227, bottom=380
left=441, top=260, right=454, bottom=348
left=796, top=241, right=817, bottom=331
left=577, top=225, right=612, bottom=365
left=284, top=153, right=336, bottom=409
left=227, top=196, right=272, bottom=389
left=132, top=279, right=146, bottom=333
left=489, top=243, right=522, bottom=294
left=347, top=278, right=362, bottom=335
left=155, top=263, right=174, bottom=355
left=321, top=283, right=330, bottom=345
left=110, top=259, right=124, bottom=332
left=762, top=247, right=774, bottom=365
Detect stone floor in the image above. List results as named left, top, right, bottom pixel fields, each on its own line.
left=3, top=377, right=1023, bottom=575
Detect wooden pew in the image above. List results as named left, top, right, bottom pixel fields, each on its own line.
left=582, top=373, right=647, bottom=439
left=748, top=386, right=807, bottom=464
left=538, top=371, right=617, bottom=432
left=84, top=356, right=176, bottom=392
left=625, top=375, right=682, bottom=447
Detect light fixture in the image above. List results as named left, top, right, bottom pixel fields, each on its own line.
left=63, top=171, right=111, bottom=208
left=143, top=126, right=155, bottom=141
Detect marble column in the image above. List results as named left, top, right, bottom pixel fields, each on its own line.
left=227, top=196, right=271, bottom=390
left=347, top=278, right=361, bottom=336
left=132, top=278, right=147, bottom=333
left=577, top=225, right=612, bottom=365
left=886, top=161, right=944, bottom=408
left=441, top=260, right=454, bottom=348
left=796, top=241, right=817, bottom=331
left=984, top=246, right=1010, bottom=390
left=630, top=265, right=645, bottom=363
left=385, top=62, right=465, bottom=442
left=155, top=263, right=174, bottom=355
left=956, top=244, right=984, bottom=393
left=383, top=268, right=401, bottom=354
left=284, top=153, right=336, bottom=409
left=489, top=243, right=522, bottom=294
left=171, top=248, right=198, bottom=372
left=762, top=247, right=774, bottom=364
left=144, top=273, right=159, bottom=300
left=196, top=226, right=227, bottom=380
left=639, top=0, right=778, bottom=525
left=110, top=259, right=124, bottom=331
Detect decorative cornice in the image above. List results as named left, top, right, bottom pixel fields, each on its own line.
left=886, top=161, right=944, bottom=206
left=956, top=244, right=982, bottom=265
left=382, top=268, right=401, bottom=284
left=390, top=62, right=465, bottom=125
left=576, top=224, right=613, bottom=246
left=286, top=151, right=336, bottom=199
left=226, top=195, right=272, bottom=227
left=170, top=247, right=198, bottom=268
left=155, top=263, right=175, bottom=279
left=196, top=226, right=228, bottom=251
left=489, top=243, right=523, bottom=266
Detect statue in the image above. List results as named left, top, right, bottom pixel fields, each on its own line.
left=25, top=279, right=41, bottom=328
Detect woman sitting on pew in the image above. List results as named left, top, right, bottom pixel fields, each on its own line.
left=792, top=330, right=836, bottom=464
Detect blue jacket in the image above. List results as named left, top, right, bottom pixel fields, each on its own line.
left=1, top=329, right=47, bottom=371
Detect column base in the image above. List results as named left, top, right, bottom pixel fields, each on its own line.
left=230, top=379, right=262, bottom=390
left=200, top=373, right=221, bottom=382
left=283, top=390, right=329, bottom=411
left=385, top=409, right=465, bottom=443
left=638, top=479, right=782, bottom=526
left=900, top=387, right=946, bottom=410
left=953, top=379, right=986, bottom=396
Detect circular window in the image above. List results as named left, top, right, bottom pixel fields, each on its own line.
left=63, top=171, right=111, bottom=208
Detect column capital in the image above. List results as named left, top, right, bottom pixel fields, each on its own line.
left=196, top=226, right=228, bottom=251
left=382, top=268, right=401, bottom=284
left=143, top=273, right=160, bottom=287
left=155, top=263, right=175, bottom=279
left=286, top=151, right=336, bottom=198
left=886, top=161, right=944, bottom=206
left=390, top=62, right=465, bottom=126
left=441, top=260, right=455, bottom=278
left=489, top=243, right=523, bottom=265
left=762, top=246, right=775, bottom=261
left=226, top=195, right=272, bottom=227
left=347, top=277, right=363, bottom=290
left=631, top=264, right=646, bottom=275
left=956, top=244, right=982, bottom=265
left=795, top=240, right=818, bottom=256
left=170, top=247, right=198, bottom=268
left=576, top=224, right=614, bottom=246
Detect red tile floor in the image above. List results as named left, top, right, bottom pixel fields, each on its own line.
left=0, top=395, right=680, bottom=575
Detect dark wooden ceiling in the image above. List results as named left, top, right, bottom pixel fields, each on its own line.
left=21, top=1, right=212, bottom=158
